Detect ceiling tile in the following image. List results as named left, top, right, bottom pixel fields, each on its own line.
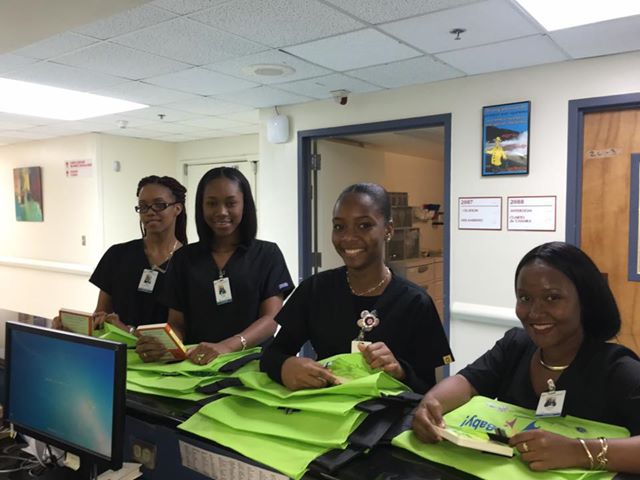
left=436, top=35, right=568, bottom=74
left=154, top=133, right=212, bottom=142
left=284, top=29, right=421, bottom=71
left=137, top=121, right=210, bottom=134
left=223, top=110, right=260, bottom=123
left=380, top=0, right=540, bottom=54
left=79, top=113, right=155, bottom=129
left=55, top=43, right=189, bottom=80
left=0, top=114, right=46, bottom=130
left=0, top=54, right=37, bottom=75
left=0, top=129, right=57, bottom=140
left=324, top=0, right=482, bottom=24
left=347, top=56, right=463, bottom=88
left=150, top=0, right=228, bottom=15
left=91, top=81, right=198, bottom=105
left=204, top=50, right=331, bottom=84
left=144, top=67, right=259, bottom=95
left=550, top=15, right=640, bottom=59
left=113, top=17, right=265, bottom=66
left=275, top=73, right=381, bottom=99
left=164, top=97, right=250, bottom=115
left=179, top=117, right=249, bottom=129
left=221, top=124, right=260, bottom=134
left=13, top=33, right=98, bottom=60
left=3, top=61, right=125, bottom=91
left=190, top=0, right=364, bottom=48
left=74, top=4, right=177, bottom=40
left=101, top=127, right=168, bottom=139
left=118, top=106, right=200, bottom=122
left=213, top=86, right=312, bottom=108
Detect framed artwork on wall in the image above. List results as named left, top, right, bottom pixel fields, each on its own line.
left=13, top=166, right=44, bottom=222
left=482, top=101, right=530, bottom=176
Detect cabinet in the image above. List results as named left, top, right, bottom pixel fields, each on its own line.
left=389, top=257, right=444, bottom=319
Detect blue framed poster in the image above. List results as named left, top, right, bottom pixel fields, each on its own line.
left=482, top=101, right=530, bottom=176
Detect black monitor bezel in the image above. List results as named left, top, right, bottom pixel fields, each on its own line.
left=4, top=321, right=126, bottom=471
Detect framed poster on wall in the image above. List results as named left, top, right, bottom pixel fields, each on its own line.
left=482, top=101, right=530, bottom=176
left=13, top=166, right=44, bottom=222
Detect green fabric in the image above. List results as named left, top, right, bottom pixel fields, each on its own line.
left=197, top=395, right=366, bottom=447
left=93, top=323, right=138, bottom=347
left=127, top=347, right=261, bottom=373
left=392, top=396, right=629, bottom=480
left=127, top=369, right=225, bottom=393
left=237, top=353, right=408, bottom=398
left=178, top=412, right=331, bottom=480
left=219, top=385, right=367, bottom=415
left=126, top=380, right=209, bottom=401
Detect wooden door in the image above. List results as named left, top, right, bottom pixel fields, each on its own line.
left=581, top=109, right=640, bottom=353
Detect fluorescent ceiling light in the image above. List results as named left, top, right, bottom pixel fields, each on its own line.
left=515, top=0, right=640, bottom=31
left=0, top=78, right=147, bottom=120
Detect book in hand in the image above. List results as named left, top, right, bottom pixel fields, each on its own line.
left=135, top=323, right=187, bottom=361
left=435, top=426, right=514, bottom=457
left=59, top=309, right=93, bottom=336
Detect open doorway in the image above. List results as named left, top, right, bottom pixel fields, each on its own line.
left=298, top=114, right=451, bottom=330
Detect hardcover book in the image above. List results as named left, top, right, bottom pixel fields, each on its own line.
left=59, top=309, right=93, bottom=336
left=435, top=426, right=513, bottom=457
left=136, top=323, right=187, bottom=361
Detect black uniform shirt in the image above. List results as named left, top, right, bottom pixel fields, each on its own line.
left=459, top=327, right=640, bottom=434
left=260, top=266, right=454, bottom=393
left=161, top=239, right=294, bottom=344
left=89, top=239, right=169, bottom=327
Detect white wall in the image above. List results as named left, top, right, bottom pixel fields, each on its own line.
left=0, top=133, right=177, bottom=318
left=257, top=50, right=640, bottom=371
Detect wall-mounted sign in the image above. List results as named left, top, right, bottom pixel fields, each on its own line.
left=65, top=159, right=93, bottom=178
left=458, top=197, right=502, bottom=230
left=507, top=196, right=556, bottom=231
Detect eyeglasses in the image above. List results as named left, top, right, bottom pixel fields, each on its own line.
left=135, top=202, right=178, bottom=214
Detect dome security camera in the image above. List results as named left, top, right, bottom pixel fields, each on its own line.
left=330, top=89, right=350, bottom=106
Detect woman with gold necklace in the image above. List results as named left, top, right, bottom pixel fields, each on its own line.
left=261, top=183, right=453, bottom=393
left=413, top=242, right=640, bottom=474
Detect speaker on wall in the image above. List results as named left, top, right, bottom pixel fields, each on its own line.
left=267, top=115, right=289, bottom=144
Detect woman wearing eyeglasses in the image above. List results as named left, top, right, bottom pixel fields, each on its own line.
left=78, top=176, right=187, bottom=333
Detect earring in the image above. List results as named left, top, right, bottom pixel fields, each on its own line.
left=385, top=234, right=392, bottom=242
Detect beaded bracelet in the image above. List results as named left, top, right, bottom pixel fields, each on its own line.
left=595, top=437, right=609, bottom=470
left=578, top=438, right=594, bottom=470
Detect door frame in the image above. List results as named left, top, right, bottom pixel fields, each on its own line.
left=297, top=113, right=452, bottom=332
left=566, top=92, right=640, bottom=245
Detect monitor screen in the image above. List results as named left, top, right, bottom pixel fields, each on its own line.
left=4, top=322, right=126, bottom=471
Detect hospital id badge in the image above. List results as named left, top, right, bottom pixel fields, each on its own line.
left=351, top=340, right=371, bottom=353
left=138, top=269, right=158, bottom=293
left=535, top=390, right=566, bottom=417
left=213, top=277, right=232, bottom=305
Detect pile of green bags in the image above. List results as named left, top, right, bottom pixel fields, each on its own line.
left=179, top=353, right=411, bottom=479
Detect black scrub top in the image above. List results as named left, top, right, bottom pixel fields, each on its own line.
left=90, top=239, right=169, bottom=327
left=161, top=239, right=294, bottom=344
left=261, top=266, right=454, bottom=393
left=459, top=327, right=640, bottom=434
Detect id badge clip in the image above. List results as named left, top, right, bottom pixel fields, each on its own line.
left=138, top=268, right=159, bottom=293
left=536, top=379, right=566, bottom=417
left=214, top=275, right=232, bottom=305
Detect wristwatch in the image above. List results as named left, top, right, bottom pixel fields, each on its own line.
left=128, top=325, right=136, bottom=334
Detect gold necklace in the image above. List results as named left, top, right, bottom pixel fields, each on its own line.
left=347, top=267, right=390, bottom=296
left=538, top=350, right=570, bottom=372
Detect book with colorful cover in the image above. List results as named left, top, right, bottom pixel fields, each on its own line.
left=135, top=323, right=187, bottom=360
left=59, top=309, right=93, bottom=336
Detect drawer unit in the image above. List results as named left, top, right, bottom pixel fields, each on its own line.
left=405, top=262, right=435, bottom=285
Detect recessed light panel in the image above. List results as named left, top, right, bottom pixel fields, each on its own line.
left=515, top=0, right=640, bottom=31
left=0, top=78, right=147, bottom=120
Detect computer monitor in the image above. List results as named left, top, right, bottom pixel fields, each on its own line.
left=4, top=322, right=126, bottom=477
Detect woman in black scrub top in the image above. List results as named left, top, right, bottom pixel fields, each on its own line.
left=54, top=176, right=187, bottom=333
left=412, top=242, right=640, bottom=474
left=139, top=167, right=293, bottom=364
left=260, top=183, right=453, bottom=393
